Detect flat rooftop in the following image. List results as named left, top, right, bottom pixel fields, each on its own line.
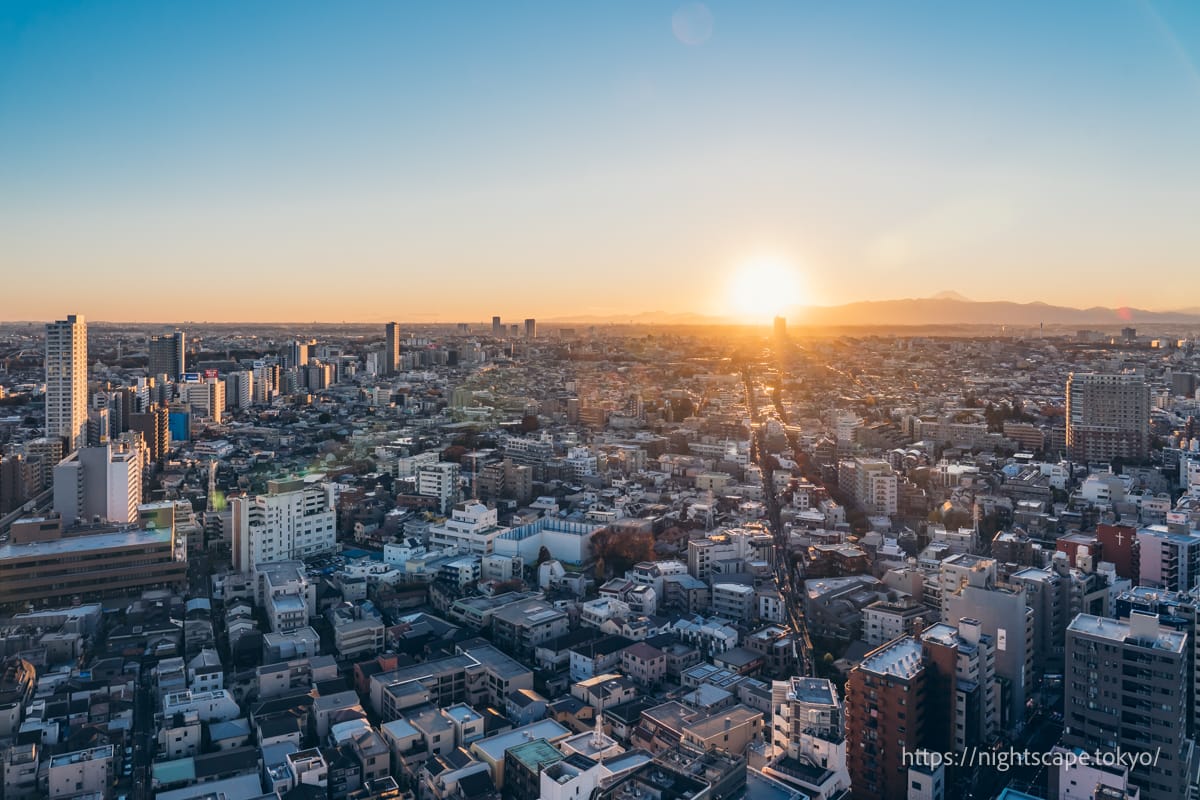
left=472, top=719, right=570, bottom=760
left=1069, top=613, right=1187, bottom=653
left=0, top=528, right=170, bottom=560
left=786, top=677, right=837, bottom=706
left=49, top=745, right=114, bottom=767
left=859, top=636, right=924, bottom=680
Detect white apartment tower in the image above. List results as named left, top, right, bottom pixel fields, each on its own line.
left=232, top=477, right=337, bottom=572
left=52, top=442, right=142, bottom=525
left=418, top=462, right=461, bottom=513
left=45, top=314, right=88, bottom=452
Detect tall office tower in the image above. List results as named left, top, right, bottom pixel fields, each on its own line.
left=384, top=322, right=401, bottom=376
left=148, top=331, right=185, bottom=381
left=288, top=340, right=314, bottom=369
left=492, top=316, right=502, bottom=336
left=524, top=318, right=536, bottom=339
left=773, top=316, right=787, bottom=337
left=52, top=442, right=142, bottom=525
left=845, top=636, right=927, bottom=800
left=231, top=477, right=337, bottom=572
left=1064, top=612, right=1192, bottom=800
left=128, top=403, right=169, bottom=464
left=180, top=378, right=226, bottom=424
left=45, top=314, right=89, bottom=452
left=226, top=370, right=254, bottom=409
left=1066, top=372, right=1150, bottom=463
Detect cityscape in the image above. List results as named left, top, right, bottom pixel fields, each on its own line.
left=4, top=3, right=1200, bottom=800
left=2, top=315, right=1200, bottom=800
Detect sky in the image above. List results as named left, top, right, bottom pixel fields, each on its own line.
left=2, top=1, right=1200, bottom=323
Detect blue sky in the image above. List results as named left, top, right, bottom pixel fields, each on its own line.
left=2, top=1, right=1199, bottom=321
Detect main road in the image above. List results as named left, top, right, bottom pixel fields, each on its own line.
left=742, top=356, right=814, bottom=676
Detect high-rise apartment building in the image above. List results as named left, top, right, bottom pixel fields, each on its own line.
left=231, top=477, right=337, bottom=572
left=1114, top=585, right=1200, bottom=739
left=148, top=331, right=185, bottom=381
left=52, top=442, right=142, bottom=525
left=1136, top=524, right=1200, bottom=592
left=45, top=315, right=88, bottom=452
left=225, top=370, right=254, bottom=409
left=838, top=458, right=898, bottom=516
left=939, top=554, right=1033, bottom=733
left=384, top=322, right=401, bottom=376
left=845, top=636, right=927, bottom=800
left=252, top=361, right=280, bottom=404
left=1066, top=372, right=1150, bottom=463
left=492, top=316, right=502, bottom=336
left=180, top=378, right=225, bottom=424
left=1064, top=612, right=1192, bottom=800
left=524, top=318, right=536, bottom=339
left=128, top=403, right=169, bottom=464
left=919, top=618, right=1000, bottom=754
left=288, top=339, right=315, bottom=369
left=417, top=461, right=461, bottom=514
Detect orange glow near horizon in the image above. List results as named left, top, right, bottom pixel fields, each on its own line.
left=724, top=258, right=806, bottom=323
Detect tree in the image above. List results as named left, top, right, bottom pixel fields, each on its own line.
left=590, top=528, right=656, bottom=579
left=536, top=545, right=552, bottom=566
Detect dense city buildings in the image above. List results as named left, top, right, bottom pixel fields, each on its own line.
left=3, top=313, right=1200, bottom=800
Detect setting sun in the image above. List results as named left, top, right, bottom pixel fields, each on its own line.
left=725, top=258, right=806, bottom=322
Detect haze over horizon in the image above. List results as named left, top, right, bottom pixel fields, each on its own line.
left=3, top=1, right=1200, bottom=322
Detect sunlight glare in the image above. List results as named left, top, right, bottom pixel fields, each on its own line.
left=726, top=258, right=805, bottom=322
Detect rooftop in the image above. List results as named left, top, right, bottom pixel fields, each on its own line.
left=785, top=677, right=837, bottom=706
left=48, top=745, right=114, bottom=768
left=858, top=636, right=925, bottom=680
left=1068, top=612, right=1187, bottom=653
left=0, top=528, right=171, bottom=560
left=505, top=737, right=564, bottom=771
left=472, top=719, right=570, bottom=759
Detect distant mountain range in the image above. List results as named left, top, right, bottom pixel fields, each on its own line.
left=547, top=296, right=1200, bottom=327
